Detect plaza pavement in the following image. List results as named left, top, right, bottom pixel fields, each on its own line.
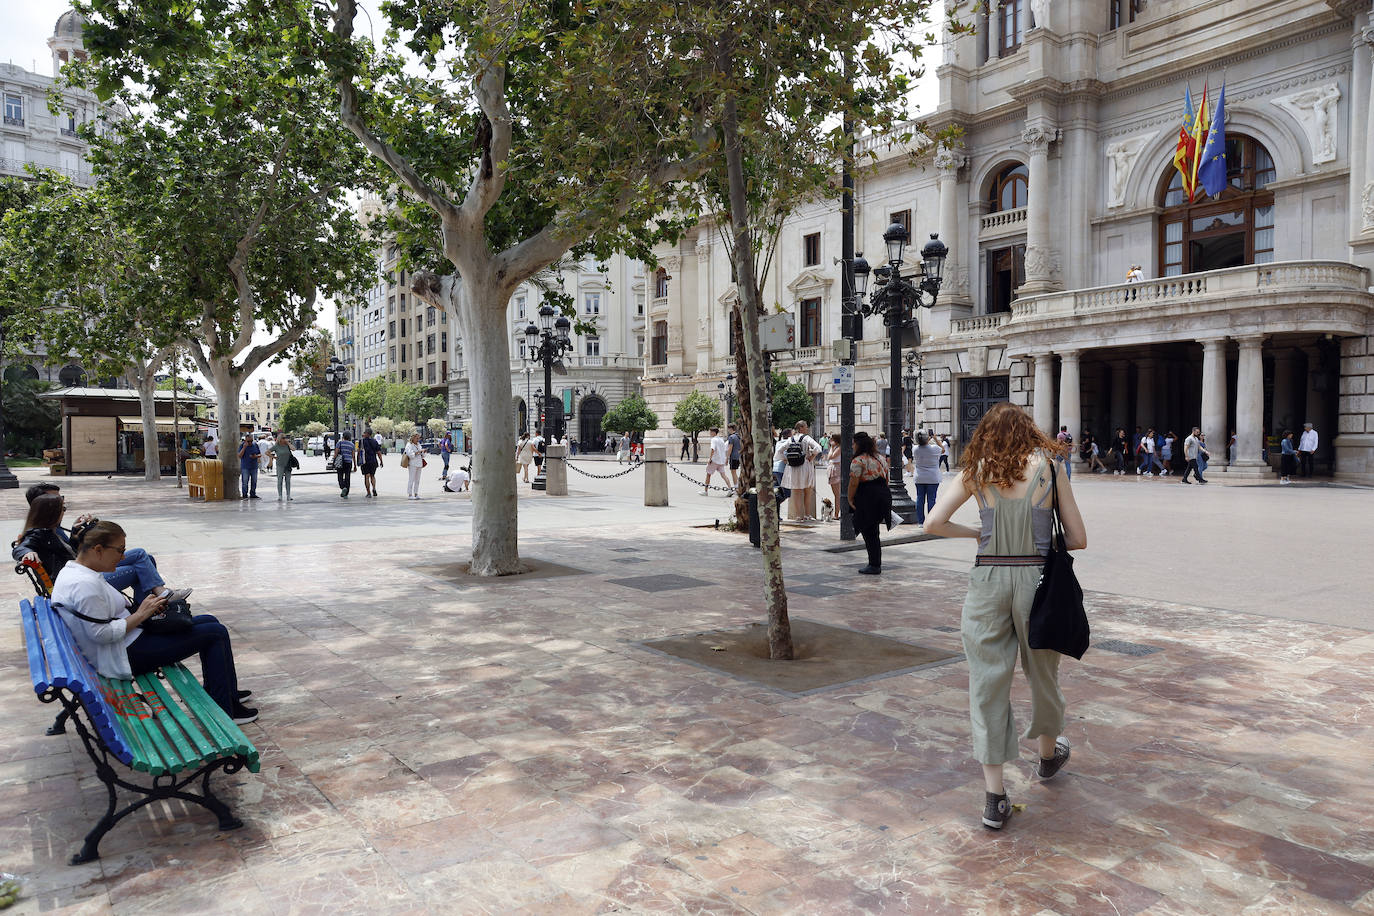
left=0, top=454, right=1372, bottom=914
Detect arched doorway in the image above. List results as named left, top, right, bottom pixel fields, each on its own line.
left=1157, top=134, right=1275, bottom=276
left=579, top=395, right=607, bottom=447
left=59, top=364, right=84, bottom=387
left=542, top=396, right=565, bottom=440
left=3, top=365, right=39, bottom=382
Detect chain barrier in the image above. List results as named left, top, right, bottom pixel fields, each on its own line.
left=666, top=461, right=738, bottom=492
left=564, top=459, right=644, bottom=480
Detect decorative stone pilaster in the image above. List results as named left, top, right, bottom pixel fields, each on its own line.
left=935, top=146, right=969, bottom=303
left=1020, top=125, right=1061, bottom=294
left=695, top=239, right=712, bottom=373
left=1362, top=27, right=1374, bottom=232
left=1033, top=352, right=1056, bottom=434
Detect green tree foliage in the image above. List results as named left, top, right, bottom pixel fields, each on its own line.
left=280, top=394, right=334, bottom=433
left=75, top=1, right=380, bottom=497
left=303, top=421, right=327, bottom=438
left=426, top=418, right=447, bottom=438
left=769, top=372, right=815, bottom=433
left=370, top=416, right=395, bottom=438
left=289, top=328, right=335, bottom=395
left=602, top=396, right=659, bottom=436
left=2, top=377, right=61, bottom=455
left=344, top=377, right=386, bottom=421
left=672, top=389, right=721, bottom=459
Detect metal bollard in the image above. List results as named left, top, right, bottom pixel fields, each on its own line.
left=644, top=445, right=668, bottom=506
left=747, top=488, right=760, bottom=547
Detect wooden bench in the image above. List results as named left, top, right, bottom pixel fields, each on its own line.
left=18, top=596, right=260, bottom=864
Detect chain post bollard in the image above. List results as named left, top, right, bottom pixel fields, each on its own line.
left=545, top=443, right=568, bottom=496
left=644, top=445, right=668, bottom=506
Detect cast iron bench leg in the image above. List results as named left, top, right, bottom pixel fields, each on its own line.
left=47, top=708, right=70, bottom=736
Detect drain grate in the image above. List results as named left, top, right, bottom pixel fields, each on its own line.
left=932, top=625, right=959, bottom=633
left=1095, top=638, right=1160, bottom=656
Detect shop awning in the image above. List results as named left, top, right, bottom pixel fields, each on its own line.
left=116, top=417, right=197, bottom=433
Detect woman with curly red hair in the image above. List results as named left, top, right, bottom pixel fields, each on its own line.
left=924, top=402, right=1087, bottom=830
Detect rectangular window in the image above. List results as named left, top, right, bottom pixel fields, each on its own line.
left=428, top=363, right=436, bottom=383
left=3, top=94, right=23, bottom=126
left=636, top=293, right=645, bottom=315
left=636, top=336, right=645, bottom=357
left=803, top=232, right=821, bottom=267
left=389, top=346, right=396, bottom=364
left=400, top=318, right=407, bottom=337
left=62, top=109, right=77, bottom=136
left=388, top=295, right=395, bottom=315
left=584, top=292, right=601, bottom=314
left=401, top=369, right=408, bottom=380
left=400, top=294, right=406, bottom=312
left=1254, top=205, right=1274, bottom=264
left=389, top=320, right=395, bottom=339
left=655, top=269, right=669, bottom=299
left=985, top=243, right=1026, bottom=313
left=1108, top=0, right=1140, bottom=29
left=889, top=209, right=912, bottom=238
left=427, top=306, right=436, bottom=327
left=400, top=344, right=407, bottom=362
left=441, top=332, right=447, bottom=351
left=651, top=321, right=668, bottom=365
left=516, top=296, right=526, bottom=319
left=1162, top=220, right=1183, bottom=276
left=800, top=297, right=822, bottom=348
left=427, top=333, right=436, bottom=355
left=999, top=0, right=1024, bottom=55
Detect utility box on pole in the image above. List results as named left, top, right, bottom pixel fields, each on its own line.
left=760, top=313, right=795, bottom=353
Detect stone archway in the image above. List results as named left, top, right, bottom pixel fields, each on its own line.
left=579, top=395, right=607, bottom=447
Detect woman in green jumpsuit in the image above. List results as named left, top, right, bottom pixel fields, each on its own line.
left=925, top=403, right=1088, bottom=829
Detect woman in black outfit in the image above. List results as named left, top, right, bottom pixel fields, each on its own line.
left=846, top=431, right=894, bottom=575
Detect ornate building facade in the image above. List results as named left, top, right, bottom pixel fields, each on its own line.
left=642, top=0, right=1374, bottom=483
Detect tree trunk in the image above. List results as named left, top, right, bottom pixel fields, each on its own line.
left=462, top=280, right=522, bottom=575
left=731, top=305, right=754, bottom=530
left=135, top=366, right=162, bottom=482
left=210, top=361, right=242, bottom=499
left=721, top=84, right=792, bottom=661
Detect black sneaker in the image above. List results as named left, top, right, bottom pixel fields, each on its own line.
left=858, top=566, right=881, bottom=575
left=1036, top=738, right=1071, bottom=779
left=236, top=689, right=252, bottom=700
left=982, top=792, right=1012, bottom=829
left=231, top=705, right=258, bottom=725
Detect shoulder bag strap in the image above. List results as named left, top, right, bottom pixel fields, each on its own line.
left=1047, top=459, right=1067, bottom=551
left=53, top=602, right=116, bottom=625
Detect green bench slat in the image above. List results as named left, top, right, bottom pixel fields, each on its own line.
left=97, top=676, right=176, bottom=775
left=162, top=665, right=260, bottom=772
left=135, top=671, right=218, bottom=767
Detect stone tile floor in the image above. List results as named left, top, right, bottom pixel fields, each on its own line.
left=1, top=476, right=1373, bottom=914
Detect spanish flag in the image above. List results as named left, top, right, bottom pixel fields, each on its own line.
left=1173, top=84, right=1210, bottom=202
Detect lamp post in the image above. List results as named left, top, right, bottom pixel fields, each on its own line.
left=853, top=225, right=947, bottom=523
left=523, top=302, right=573, bottom=490
left=902, top=351, right=923, bottom=431
left=521, top=362, right=533, bottom=434
left=324, top=355, right=343, bottom=446
left=716, top=372, right=735, bottom=424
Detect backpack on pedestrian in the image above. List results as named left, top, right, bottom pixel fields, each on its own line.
left=784, top=435, right=807, bottom=468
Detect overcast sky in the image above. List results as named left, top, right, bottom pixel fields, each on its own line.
left=7, top=1, right=942, bottom=393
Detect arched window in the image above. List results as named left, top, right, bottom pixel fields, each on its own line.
left=654, top=268, right=669, bottom=299
left=59, top=364, right=84, bottom=387
left=1158, top=135, right=1276, bottom=277
left=987, top=163, right=1028, bottom=212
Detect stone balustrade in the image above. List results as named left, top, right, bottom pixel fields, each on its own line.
left=979, top=207, right=1027, bottom=233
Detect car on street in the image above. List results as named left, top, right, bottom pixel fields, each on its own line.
left=307, top=436, right=323, bottom=451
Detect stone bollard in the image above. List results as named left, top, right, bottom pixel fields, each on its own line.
left=545, top=443, right=568, bottom=496
left=644, top=445, right=668, bottom=506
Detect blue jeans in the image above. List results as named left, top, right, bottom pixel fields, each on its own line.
left=126, top=614, right=240, bottom=715
left=102, top=548, right=165, bottom=606
left=240, top=463, right=258, bottom=497
left=915, top=483, right=938, bottom=524
left=1139, top=453, right=1157, bottom=474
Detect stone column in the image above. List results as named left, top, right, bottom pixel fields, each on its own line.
left=1110, top=359, right=1130, bottom=431
left=1271, top=348, right=1297, bottom=435
left=1135, top=357, right=1157, bottom=430
left=1020, top=125, right=1061, bottom=294
left=1360, top=25, right=1374, bottom=234
left=644, top=445, right=668, bottom=506
left=1201, top=338, right=1229, bottom=451
left=1033, top=352, right=1056, bottom=434
left=1231, top=336, right=1268, bottom=475
left=695, top=239, right=713, bottom=374
left=544, top=443, right=568, bottom=495
left=1057, top=350, right=1082, bottom=465
left=935, top=146, right=969, bottom=305
left=663, top=254, right=685, bottom=375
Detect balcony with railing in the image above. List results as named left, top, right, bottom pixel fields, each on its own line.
left=1000, top=261, right=1373, bottom=348
left=979, top=207, right=1026, bottom=236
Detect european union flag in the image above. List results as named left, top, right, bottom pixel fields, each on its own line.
left=1197, top=84, right=1227, bottom=198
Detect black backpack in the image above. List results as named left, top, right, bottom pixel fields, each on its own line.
left=784, top=436, right=806, bottom=467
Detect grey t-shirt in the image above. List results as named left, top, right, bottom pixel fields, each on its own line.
left=913, top=443, right=943, bottom=484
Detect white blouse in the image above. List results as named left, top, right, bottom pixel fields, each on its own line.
left=49, top=562, right=141, bottom=679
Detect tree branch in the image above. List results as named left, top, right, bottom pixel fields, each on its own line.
left=458, top=24, right=512, bottom=227
left=332, top=0, right=457, bottom=219
left=239, top=289, right=317, bottom=379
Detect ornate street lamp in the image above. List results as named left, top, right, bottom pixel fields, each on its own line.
left=324, top=355, right=344, bottom=446
left=717, top=372, right=735, bottom=424
left=524, top=301, right=574, bottom=489
left=853, top=227, right=947, bottom=522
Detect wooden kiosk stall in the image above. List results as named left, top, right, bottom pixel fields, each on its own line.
left=37, top=387, right=212, bottom=475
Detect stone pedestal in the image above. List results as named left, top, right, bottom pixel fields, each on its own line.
left=544, top=444, right=568, bottom=496
left=644, top=445, right=669, bottom=507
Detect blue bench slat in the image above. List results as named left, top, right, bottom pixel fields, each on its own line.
left=19, top=600, right=53, bottom=694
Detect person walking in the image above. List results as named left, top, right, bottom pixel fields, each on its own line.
left=322, top=432, right=333, bottom=463
left=515, top=432, right=535, bottom=482
left=203, top=433, right=218, bottom=459
left=1297, top=422, right=1318, bottom=477
left=1160, top=431, right=1176, bottom=476
left=270, top=433, right=295, bottom=501
left=726, top=424, right=743, bottom=489
left=404, top=432, right=426, bottom=499
left=680, top=433, right=692, bottom=461
left=939, top=433, right=953, bottom=471
left=846, top=431, right=892, bottom=575
left=912, top=431, right=944, bottom=526
left=237, top=433, right=261, bottom=499
left=775, top=421, right=821, bottom=520
left=440, top=433, right=453, bottom=479
left=1279, top=429, right=1297, bottom=484
left=703, top=427, right=729, bottom=495
left=1138, top=427, right=1159, bottom=477
left=1112, top=427, right=1129, bottom=475
left=334, top=431, right=355, bottom=498
left=617, top=432, right=631, bottom=464
left=531, top=430, right=546, bottom=476
left=1055, top=426, right=1074, bottom=479
left=1181, top=426, right=1208, bottom=484
left=826, top=435, right=843, bottom=520
left=360, top=426, right=383, bottom=497
left=1085, top=436, right=1108, bottom=473
left=923, top=402, right=1087, bottom=830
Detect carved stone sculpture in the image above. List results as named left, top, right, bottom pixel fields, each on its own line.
left=1272, top=82, right=1341, bottom=165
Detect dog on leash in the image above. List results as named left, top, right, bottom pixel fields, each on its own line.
left=820, top=497, right=835, bottom=522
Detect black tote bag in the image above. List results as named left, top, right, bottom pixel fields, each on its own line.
left=1027, top=462, right=1090, bottom=659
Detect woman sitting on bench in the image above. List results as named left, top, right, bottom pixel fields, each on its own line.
left=49, top=520, right=257, bottom=724
left=13, top=493, right=191, bottom=605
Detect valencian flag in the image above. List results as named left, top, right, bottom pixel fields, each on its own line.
left=1196, top=83, right=1228, bottom=197
left=1173, top=83, right=1210, bottom=202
